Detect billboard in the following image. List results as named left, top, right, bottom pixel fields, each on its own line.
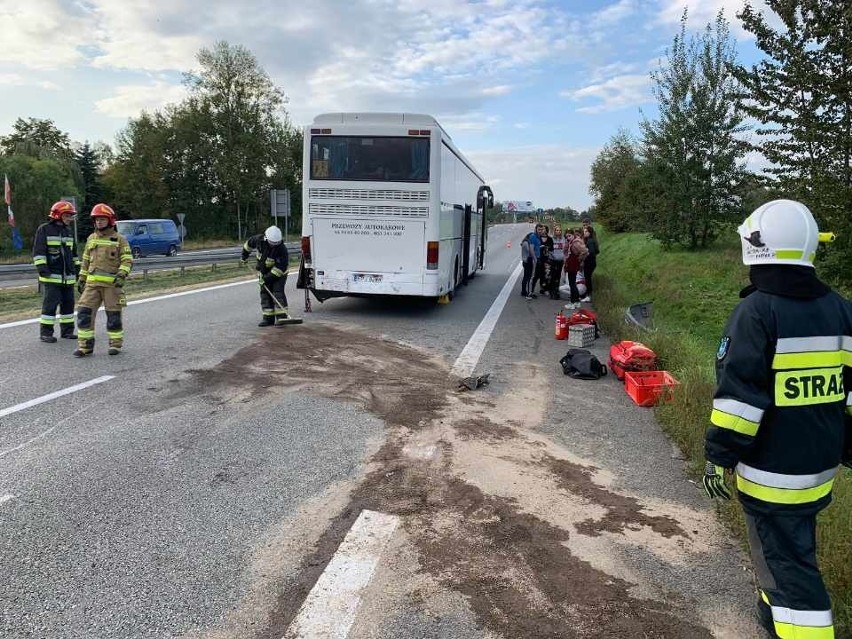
left=504, top=200, right=535, bottom=213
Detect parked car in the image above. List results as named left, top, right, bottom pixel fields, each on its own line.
left=116, top=219, right=181, bottom=258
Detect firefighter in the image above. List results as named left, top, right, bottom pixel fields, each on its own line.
left=241, top=225, right=290, bottom=326
left=703, top=199, right=852, bottom=639
left=74, top=203, right=133, bottom=357
left=32, top=200, right=81, bottom=342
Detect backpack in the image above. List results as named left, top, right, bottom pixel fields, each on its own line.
left=559, top=348, right=608, bottom=380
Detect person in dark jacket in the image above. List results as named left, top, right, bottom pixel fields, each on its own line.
left=242, top=225, right=291, bottom=326
left=32, top=200, right=80, bottom=342
left=581, top=225, right=600, bottom=302
left=703, top=200, right=852, bottom=639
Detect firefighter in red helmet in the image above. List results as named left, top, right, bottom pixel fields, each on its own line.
left=31, top=200, right=80, bottom=342
left=74, top=203, right=133, bottom=356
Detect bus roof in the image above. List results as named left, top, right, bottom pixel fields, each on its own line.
left=312, top=112, right=439, bottom=127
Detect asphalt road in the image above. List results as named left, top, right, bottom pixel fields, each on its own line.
left=0, top=224, right=766, bottom=639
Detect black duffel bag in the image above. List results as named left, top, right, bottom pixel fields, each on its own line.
left=559, top=348, right=608, bottom=380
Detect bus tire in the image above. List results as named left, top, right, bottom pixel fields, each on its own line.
left=453, top=256, right=460, bottom=292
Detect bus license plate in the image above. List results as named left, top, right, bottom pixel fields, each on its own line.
left=354, top=273, right=383, bottom=283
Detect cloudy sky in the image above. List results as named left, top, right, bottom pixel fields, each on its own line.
left=0, top=0, right=768, bottom=210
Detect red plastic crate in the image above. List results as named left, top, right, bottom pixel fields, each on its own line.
left=624, top=370, right=679, bottom=407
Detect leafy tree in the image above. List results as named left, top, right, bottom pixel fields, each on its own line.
left=184, top=41, right=292, bottom=240
left=589, top=129, right=641, bottom=232
left=0, top=155, right=79, bottom=254
left=74, top=142, right=107, bottom=239
left=641, top=10, right=748, bottom=248
left=0, top=117, right=73, bottom=160
left=734, top=1, right=852, bottom=278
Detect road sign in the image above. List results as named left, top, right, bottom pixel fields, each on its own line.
left=178, top=224, right=187, bottom=240
left=271, top=189, right=291, bottom=219
left=177, top=213, right=186, bottom=224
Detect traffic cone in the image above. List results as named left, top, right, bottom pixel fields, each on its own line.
left=506, top=240, right=512, bottom=248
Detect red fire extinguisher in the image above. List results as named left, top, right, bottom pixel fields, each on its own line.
left=555, top=310, right=568, bottom=340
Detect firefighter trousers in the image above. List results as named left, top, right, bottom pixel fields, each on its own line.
left=260, top=276, right=288, bottom=323
left=76, top=285, right=126, bottom=353
left=40, top=283, right=76, bottom=337
left=744, top=510, right=834, bottom=638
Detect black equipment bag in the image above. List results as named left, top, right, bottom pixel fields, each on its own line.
left=559, top=348, right=608, bottom=380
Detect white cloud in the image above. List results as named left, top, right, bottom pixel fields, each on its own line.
left=0, top=73, right=59, bottom=90
left=593, top=0, right=638, bottom=25
left=561, top=74, right=651, bottom=113
left=0, top=0, right=93, bottom=70
left=94, top=82, right=190, bottom=119
left=482, top=85, right=513, bottom=96
left=467, top=145, right=599, bottom=210
left=656, top=0, right=775, bottom=38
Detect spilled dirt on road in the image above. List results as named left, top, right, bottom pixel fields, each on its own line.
left=184, top=323, right=726, bottom=639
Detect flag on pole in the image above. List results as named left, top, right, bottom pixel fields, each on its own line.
left=4, top=173, right=23, bottom=250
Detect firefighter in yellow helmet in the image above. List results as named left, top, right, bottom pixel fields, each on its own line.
left=703, top=200, right=852, bottom=639
left=74, top=204, right=133, bottom=356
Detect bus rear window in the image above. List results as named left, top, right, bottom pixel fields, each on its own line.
left=310, top=136, right=430, bottom=182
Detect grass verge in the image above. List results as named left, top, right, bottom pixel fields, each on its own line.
left=0, top=259, right=299, bottom=323
left=593, top=229, right=852, bottom=637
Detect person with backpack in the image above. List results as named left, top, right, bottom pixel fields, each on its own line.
left=519, top=224, right=542, bottom=299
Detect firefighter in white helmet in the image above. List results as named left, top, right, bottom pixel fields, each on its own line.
left=703, top=200, right=852, bottom=638
left=241, top=226, right=291, bottom=326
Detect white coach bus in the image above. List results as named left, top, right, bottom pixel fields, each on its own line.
left=296, top=112, right=494, bottom=302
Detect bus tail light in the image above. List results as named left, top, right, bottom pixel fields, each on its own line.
left=301, top=236, right=312, bottom=262
left=426, top=241, right=439, bottom=269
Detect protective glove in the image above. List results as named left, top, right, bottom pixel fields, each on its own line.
left=239, top=258, right=248, bottom=267
left=38, top=267, right=50, bottom=279
left=262, top=272, right=277, bottom=286
left=702, top=461, right=732, bottom=500
left=114, top=273, right=126, bottom=288
left=77, top=279, right=86, bottom=294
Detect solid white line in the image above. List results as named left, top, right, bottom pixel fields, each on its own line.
left=0, top=375, right=115, bottom=419
left=0, top=494, right=14, bottom=505
left=284, top=510, right=400, bottom=639
left=450, top=261, right=524, bottom=379
left=0, top=279, right=256, bottom=330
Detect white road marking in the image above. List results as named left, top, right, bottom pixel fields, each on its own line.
left=0, top=279, right=256, bottom=330
left=0, top=494, right=14, bottom=506
left=0, top=375, right=114, bottom=419
left=450, top=261, right=524, bottom=379
left=284, top=509, right=399, bottom=639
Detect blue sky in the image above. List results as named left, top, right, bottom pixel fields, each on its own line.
left=0, top=0, right=769, bottom=210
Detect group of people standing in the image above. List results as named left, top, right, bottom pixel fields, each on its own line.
left=519, top=219, right=599, bottom=308
left=32, top=200, right=132, bottom=356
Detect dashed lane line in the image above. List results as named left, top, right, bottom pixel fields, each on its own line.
left=0, top=375, right=115, bottom=419
left=283, top=510, right=400, bottom=639
left=450, top=260, right=524, bottom=379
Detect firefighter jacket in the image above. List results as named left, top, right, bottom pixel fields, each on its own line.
left=32, top=219, right=80, bottom=285
left=706, top=265, right=852, bottom=515
left=242, top=234, right=289, bottom=280
left=79, top=227, right=133, bottom=287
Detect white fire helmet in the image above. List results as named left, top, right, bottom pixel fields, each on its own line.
left=264, top=225, right=283, bottom=244
left=737, top=199, right=819, bottom=268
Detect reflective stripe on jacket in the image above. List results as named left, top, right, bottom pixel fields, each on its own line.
left=706, top=288, right=852, bottom=515
left=32, top=220, right=79, bottom=285
left=79, top=229, right=132, bottom=286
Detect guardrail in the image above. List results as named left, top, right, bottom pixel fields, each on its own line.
left=0, top=242, right=300, bottom=283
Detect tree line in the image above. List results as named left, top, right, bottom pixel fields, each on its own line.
left=589, top=2, right=852, bottom=282
left=0, top=41, right=301, bottom=255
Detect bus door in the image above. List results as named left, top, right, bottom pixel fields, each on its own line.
left=462, top=204, right=472, bottom=282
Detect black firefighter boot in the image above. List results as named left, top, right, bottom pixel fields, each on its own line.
left=73, top=338, right=94, bottom=357
left=40, top=323, right=57, bottom=343
left=60, top=325, right=77, bottom=339
left=258, top=315, right=274, bottom=327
